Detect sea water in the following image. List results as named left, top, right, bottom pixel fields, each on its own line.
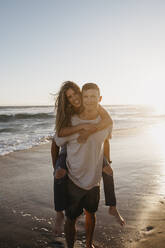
left=0, top=105, right=165, bottom=156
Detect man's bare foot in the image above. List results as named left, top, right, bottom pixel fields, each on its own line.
left=109, top=206, right=126, bottom=226
left=53, top=211, right=64, bottom=235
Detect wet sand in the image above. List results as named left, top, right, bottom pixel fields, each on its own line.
left=0, top=127, right=165, bottom=248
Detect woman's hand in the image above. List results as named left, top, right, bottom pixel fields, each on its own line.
left=80, top=123, right=96, bottom=131
left=77, top=130, right=91, bottom=143
left=77, top=124, right=98, bottom=143
left=58, top=123, right=96, bottom=137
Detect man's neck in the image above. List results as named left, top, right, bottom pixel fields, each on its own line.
left=73, top=105, right=84, bottom=115
left=79, top=108, right=99, bottom=120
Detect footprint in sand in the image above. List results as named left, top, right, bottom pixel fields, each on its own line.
left=141, top=226, right=154, bottom=232
left=47, top=240, right=65, bottom=247
left=146, top=226, right=154, bottom=232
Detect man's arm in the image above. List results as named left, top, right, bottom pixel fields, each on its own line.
left=104, top=139, right=110, bottom=162
left=103, top=139, right=113, bottom=176
left=51, top=139, right=59, bottom=169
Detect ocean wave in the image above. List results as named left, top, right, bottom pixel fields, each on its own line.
left=0, top=113, right=54, bottom=122
left=0, top=134, right=53, bottom=156
left=0, top=128, right=18, bottom=133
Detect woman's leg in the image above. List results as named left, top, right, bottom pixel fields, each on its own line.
left=102, top=172, right=125, bottom=226
left=103, top=140, right=125, bottom=226
left=53, top=151, right=68, bottom=234
left=54, top=176, right=67, bottom=235
left=102, top=172, right=116, bottom=206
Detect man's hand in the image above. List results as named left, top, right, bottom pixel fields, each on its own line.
left=102, top=165, right=113, bottom=176
left=54, top=168, right=67, bottom=179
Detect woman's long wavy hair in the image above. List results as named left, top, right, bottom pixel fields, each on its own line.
left=55, top=81, right=81, bottom=134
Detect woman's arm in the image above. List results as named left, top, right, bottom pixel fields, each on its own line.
left=58, top=123, right=95, bottom=137
left=59, top=106, right=113, bottom=142
left=77, top=106, right=113, bottom=143
left=96, top=105, right=113, bottom=131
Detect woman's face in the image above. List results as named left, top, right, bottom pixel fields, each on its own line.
left=65, top=88, right=82, bottom=109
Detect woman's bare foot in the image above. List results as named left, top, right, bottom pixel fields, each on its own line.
left=109, top=206, right=126, bottom=226
left=53, top=211, right=64, bottom=235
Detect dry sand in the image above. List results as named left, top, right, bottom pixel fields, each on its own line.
left=0, top=128, right=165, bottom=248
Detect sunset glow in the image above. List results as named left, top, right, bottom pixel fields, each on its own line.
left=0, top=0, right=165, bottom=105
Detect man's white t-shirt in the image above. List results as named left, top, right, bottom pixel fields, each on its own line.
left=55, top=115, right=111, bottom=190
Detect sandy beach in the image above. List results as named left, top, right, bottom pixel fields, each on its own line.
left=0, top=126, right=165, bottom=248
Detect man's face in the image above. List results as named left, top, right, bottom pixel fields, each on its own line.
left=65, top=88, right=82, bottom=109
left=82, top=89, right=101, bottom=111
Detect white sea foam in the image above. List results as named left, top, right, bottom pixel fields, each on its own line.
left=0, top=105, right=165, bottom=156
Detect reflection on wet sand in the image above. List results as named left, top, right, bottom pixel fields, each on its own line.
left=0, top=122, right=165, bottom=247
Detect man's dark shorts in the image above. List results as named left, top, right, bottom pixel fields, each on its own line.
left=65, top=178, right=100, bottom=220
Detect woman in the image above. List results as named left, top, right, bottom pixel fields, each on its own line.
left=51, top=81, right=125, bottom=235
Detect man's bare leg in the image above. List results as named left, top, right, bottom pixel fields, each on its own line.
left=109, top=206, right=126, bottom=226
left=53, top=211, right=64, bottom=235
left=64, top=217, right=76, bottom=248
left=85, top=210, right=96, bottom=248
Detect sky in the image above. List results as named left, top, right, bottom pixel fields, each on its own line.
left=0, top=0, right=165, bottom=106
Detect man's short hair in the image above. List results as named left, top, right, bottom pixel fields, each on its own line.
left=82, top=83, right=100, bottom=95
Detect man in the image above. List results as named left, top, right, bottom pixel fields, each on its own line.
left=55, top=83, right=112, bottom=248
